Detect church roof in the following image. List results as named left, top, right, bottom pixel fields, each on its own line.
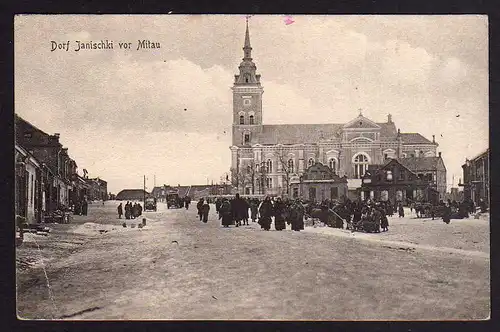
left=400, top=133, right=434, bottom=145
left=255, top=121, right=398, bottom=145
left=399, top=157, right=442, bottom=172
left=257, top=124, right=342, bottom=144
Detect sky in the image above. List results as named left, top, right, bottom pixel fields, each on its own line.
left=15, top=15, right=488, bottom=194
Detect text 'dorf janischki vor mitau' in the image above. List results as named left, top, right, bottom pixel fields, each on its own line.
left=50, top=40, right=161, bottom=52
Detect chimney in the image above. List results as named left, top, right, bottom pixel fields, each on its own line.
left=438, top=152, right=442, bottom=158
left=432, top=135, right=435, bottom=143
left=387, top=114, right=392, bottom=123
left=54, top=133, right=60, bottom=138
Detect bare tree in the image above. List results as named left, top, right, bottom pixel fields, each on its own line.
left=275, top=148, right=293, bottom=195
left=230, top=167, right=251, bottom=194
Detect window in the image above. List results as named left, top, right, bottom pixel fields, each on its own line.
left=266, top=177, right=273, bottom=189
left=245, top=187, right=251, bottom=195
left=399, top=170, right=405, bottom=181
left=287, top=159, right=294, bottom=173
left=308, top=158, right=315, bottom=167
left=266, top=159, right=273, bottom=173
left=249, top=115, right=254, bottom=124
left=292, top=187, right=299, bottom=198
left=331, top=187, right=339, bottom=199
left=245, top=77, right=249, bottom=83
left=244, top=99, right=251, bottom=106
left=239, top=115, right=245, bottom=125
left=328, top=158, right=336, bottom=172
left=353, top=153, right=369, bottom=179
left=244, top=134, right=250, bottom=144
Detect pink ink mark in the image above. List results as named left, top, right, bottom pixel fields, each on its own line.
left=284, top=15, right=295, bottom=25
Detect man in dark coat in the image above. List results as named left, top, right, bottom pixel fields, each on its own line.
left=201, top=200, right=210, bottom=223
left=250, top=199, right=259, bottom=222
left=215, top=198, right=222, bottom=214
left=184, top=196, right=191, bottom=210
left=197, top=198, right=204, bottom=221
left=82, top=199, right=88, bottom=216
left=442, top=203, right=451, bottom=224
left=273, top=197, right=286, bottom=231
left=231, top=193, right=246, bottom=227
left=117, top=203, right=123, bottom=219
left=258, top=196, right=273, bottom=230
left=219, top=199, right=232, bottom=227
left=398, top=203, right=404, bottom=218
left=125, top=201, right=131, bottom=219
left=289, top=199, right=304, bottom=231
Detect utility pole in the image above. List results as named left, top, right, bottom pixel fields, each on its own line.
left=143, top=175, right=146, bottom=205
left=154, top=175, right=156, bottom=188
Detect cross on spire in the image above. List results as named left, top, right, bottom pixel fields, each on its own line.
left=358, top=108, right=363, bottom=117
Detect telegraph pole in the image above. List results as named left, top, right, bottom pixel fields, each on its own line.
left=143, top=175, right=146, bottom=204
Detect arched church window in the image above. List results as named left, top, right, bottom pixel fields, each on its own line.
left=308, top=158, right=315, bottom=167
left=287, top=159, right=294, bottom=173
left=328, top=158, right=336, bottom=173
left=249, top=115, right=254, bottom=125
left=239, top=115, right=245, bottom=125
left=266, top=159, right=273, bottom=173
left=353, top=153, right=369, bottom=179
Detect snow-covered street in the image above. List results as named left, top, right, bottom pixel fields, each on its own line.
left=16, top=201, right=490, bottom=320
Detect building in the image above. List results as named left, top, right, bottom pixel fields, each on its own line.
left=85, top=178, right=108, bottom=201
left=229, top=22, right=443, bottom=197
left=15, top=143, right=43, bottom=224
left=15, top=114, right=77, bottom=210
left=115, top=189, right=150, bottom=201
left=360, top=158, right=439, bottom=205
left=460, top=149, right=489, bottom=207
left=398, top=153, right=447, bottom=200
left=289, top=163, right=348, bottom=202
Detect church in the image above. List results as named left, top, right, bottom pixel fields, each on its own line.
left=230, top=22, right=446, bottom=200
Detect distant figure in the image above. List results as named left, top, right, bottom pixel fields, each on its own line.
left=117, top=203, right=123, bottom=219
left=398, top=203, right=404, bottom=218
left=442, top=203, right=451, bottom=224
left=82, top=199, right=88, bottom=216
left=197, top=198, right=204, bottom=221
left=184, top=196, right=191, bottom=210
left=219, top=199, right=232, bottom=227
left=201, top=200, right=210, bottom=223
left=125, top=201, right=131, bottom=219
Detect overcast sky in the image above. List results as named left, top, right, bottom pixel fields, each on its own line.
left=15, top=15, right=488, bottom=194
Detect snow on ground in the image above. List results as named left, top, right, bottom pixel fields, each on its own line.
left=16, top=201, right=490, bottom=320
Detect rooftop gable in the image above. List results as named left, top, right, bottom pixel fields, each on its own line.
left=343, top=114, right=381, bottom=130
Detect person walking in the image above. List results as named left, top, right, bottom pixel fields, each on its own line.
left=125, top=202, right=130, bottom=219
left=398, top=203, right=404, bottom=218
left=201, top=199, right=210, bottom=223
left=273, top=197, right=286, bottom=231
left=197, top=198, right=204, bottom=221
left=219, top=198, right=232, bottom=227
left=117, top=203, right=123, bottom=219
left=250, top=198, right=259, bottom=222
left=231, top=193, right=246, bottom=227
left=82, top=199, right=88, bottom=216
left=442, top=203, right=451, bottom=224
left=258, top=196, right=273, bottom=231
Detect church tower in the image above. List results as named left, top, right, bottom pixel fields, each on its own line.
left=231, top=19, right=264, bottom=147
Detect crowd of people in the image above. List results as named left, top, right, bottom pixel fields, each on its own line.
left=117, top=201, right=143, bottom=220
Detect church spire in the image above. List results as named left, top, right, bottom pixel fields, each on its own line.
left=243, top=18, right=252, bottom=60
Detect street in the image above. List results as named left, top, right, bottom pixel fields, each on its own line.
left=16, top=201, right=490, bottom=320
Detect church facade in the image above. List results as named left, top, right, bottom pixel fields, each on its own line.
left=230, top=22, right=444, bottom=198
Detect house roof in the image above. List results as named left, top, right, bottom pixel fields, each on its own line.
left=116, top=189, right=150, bottom=200
left=399, top=157, right=442, bottom=172
left=400, top=133, right=434, bottom=145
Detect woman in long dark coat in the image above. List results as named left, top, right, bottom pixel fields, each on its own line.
left=219, top=199, right=232, bottom=227
left=250, top=199, right=259, bottom=222
left=442, top=204, right=451, bottom=224
left=125, top=202, right=131, bottom=219
left=117, top=203, right=123, bottom=219
left=273, top=198, right=286, bottom=231
left=258, top=197, right=273, bottom=231
left=398, top=203, right=404, bottom=218
left=289, top=200, right=305, bottom=231
left=201, top=200, right=210, bottom=223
